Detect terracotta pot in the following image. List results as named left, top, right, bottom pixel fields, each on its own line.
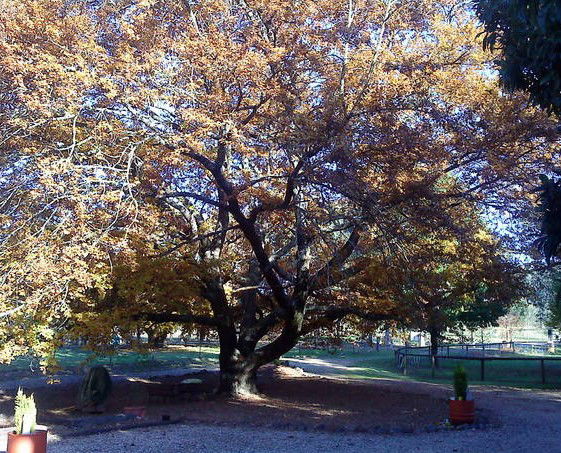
left=123, top=406, right=146, bottom=418
left=449, top=399, right=475, bottom=425
left=7, top=429, right=47, bottom=453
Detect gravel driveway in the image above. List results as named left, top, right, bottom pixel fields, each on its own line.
left=24, top=412, right=561, bottom=453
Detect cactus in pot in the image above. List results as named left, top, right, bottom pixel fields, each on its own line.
left=14, top=388, right=37, bottom=435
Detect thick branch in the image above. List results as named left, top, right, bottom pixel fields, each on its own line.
left=311, top=225, right=363, bottom=288
left=248, top=160, right=304, bottom=222
left=160, top=191, right=226, bottom=208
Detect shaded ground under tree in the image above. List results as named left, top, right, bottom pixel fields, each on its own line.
left=0, top=366, right=466, bottom=434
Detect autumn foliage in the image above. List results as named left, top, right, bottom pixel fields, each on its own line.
left=0, top=0, right=559, bottom=393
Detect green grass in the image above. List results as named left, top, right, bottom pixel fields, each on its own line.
left=284, top=347, right=375, bottom=361
left=0, top=345, right=220, bottom=378
left=283, top=348, right=561, bottom=390
left=394, top=354, right=561, bottom=389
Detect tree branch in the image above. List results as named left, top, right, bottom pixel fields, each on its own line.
left=159, top=191, right=226, bottom=208
left=311, top=225, right=363, bottom=289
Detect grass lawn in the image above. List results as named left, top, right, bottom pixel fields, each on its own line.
left=285, top=348, right=561, bottom=390
left=0, top=345, right=220, bottom=378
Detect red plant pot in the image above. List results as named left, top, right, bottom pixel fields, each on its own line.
left=7, top=429, right=48, bottom=453
left=123, top=406, right=146, bottom=418
left=449, top=399, right=475, bottom=425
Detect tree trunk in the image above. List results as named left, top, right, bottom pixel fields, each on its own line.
left=146, top=331, right=167, bottom=349
left=216, top=315, right=303, bottom=396
left=429, top=327, right=440, bottom=367
left=215, top=315, right=261, bottom=396
left=218, top=360, right=259, bottom=396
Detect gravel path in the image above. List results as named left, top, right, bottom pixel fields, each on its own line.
left=14, top=412, right=560, bottom=453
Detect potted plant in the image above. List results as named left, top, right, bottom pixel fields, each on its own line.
left=7, top=388, right=48, bottom=453
left=449, top=365, right=475, bottom=425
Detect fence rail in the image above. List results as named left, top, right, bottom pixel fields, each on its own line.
left=395, top=342, right=561, bottom=385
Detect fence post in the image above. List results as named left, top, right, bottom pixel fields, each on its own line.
left=541, top=359, right=545, bottom=385
left=480, top=359, right=485, bottom=381
left=447, top=346, right=450, bottom=357
left=404, top=351, right=407, bottom=376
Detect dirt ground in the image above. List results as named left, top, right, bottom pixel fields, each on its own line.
left=0, top=366, right=453, bottom=434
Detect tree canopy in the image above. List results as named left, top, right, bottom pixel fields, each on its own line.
left=475, top=0, right=561, bottom=115
left=1, top=0, right=559, bottom=393
left=535, top=174, right=561, bottom=264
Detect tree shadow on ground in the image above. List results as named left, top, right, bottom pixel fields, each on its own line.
left=0, top=366, right=453, bottom=433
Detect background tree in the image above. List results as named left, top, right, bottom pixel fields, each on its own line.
left=355, top=204, right=520, bottom=359
left=497, top=304, right=528, bottom=343
left=544, top=273, right=561, bottom=330
left=475, top=0, right=561, bottom=115
left=535, top=174, right=561, bottom=264
left=1, top=0, right=559, bottom=393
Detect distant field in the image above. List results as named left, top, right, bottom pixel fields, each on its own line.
left=395, top=353, right=561, bottom=388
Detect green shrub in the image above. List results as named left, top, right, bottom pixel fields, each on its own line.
left=14, top=388, right=37, bottom=435
left=78, top=366, right=112, bottom=410
left=453, top=365, right=468, bottom=400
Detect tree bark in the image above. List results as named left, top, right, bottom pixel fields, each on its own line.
left=216, top=311, right=303, bottom=396
left=218, top=356, right=259, bottom=396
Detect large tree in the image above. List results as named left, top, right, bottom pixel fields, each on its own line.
left=1, top=0, right=559, bottom=394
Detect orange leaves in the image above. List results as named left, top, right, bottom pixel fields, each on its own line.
left=0, top=1, right=101, bottom=112
left=0, top=0, right=558, bottom=363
